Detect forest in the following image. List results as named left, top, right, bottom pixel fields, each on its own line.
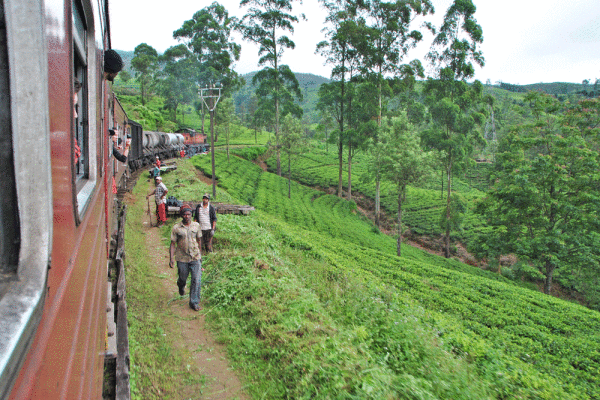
left=115, top=2, right=600, bottom=396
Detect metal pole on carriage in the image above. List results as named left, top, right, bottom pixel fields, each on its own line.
left=199, top=82, right=222, bottom=200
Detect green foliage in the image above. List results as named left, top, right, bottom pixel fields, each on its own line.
left=238, top=0, right=304, bottom=175
left=124, top=174, right=205, bottom=399
left=186, top=154, right=600, bottom=398
left=174, top=2, right=242, bottom=94
left=476, top=92, right=600, bottom=296
left=231, top=145, right=267, bottom=161
left=423, top=0, right=487, bottom=257
left=156, top=44, right=198, bottom=121
left=260, top=143, right=487, bottom=245
left=439, top=193, right=467, bottom=233
left=131, top=43, right=159, bottom=105
left=126, top=156, right=600, bottom=399
left=117, top=94, right=169, bottom=131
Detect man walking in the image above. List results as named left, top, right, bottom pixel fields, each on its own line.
left=146, top=176, right=168, bottom=226
left=195, top=193, right=217, bottom=253
left=169, top=205, right=203, bottom=311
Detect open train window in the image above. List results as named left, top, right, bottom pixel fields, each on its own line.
left=72, top=0, right=97, bottom=218
left=73, top=0, right=88, bottom=180
left=0, top=0, right=20, bottom=281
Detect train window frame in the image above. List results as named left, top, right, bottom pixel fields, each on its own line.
left=0, top=0, right=53, bottom=396
left=72, top=0, right=98, bottom=218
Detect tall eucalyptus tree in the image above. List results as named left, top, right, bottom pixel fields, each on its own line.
left=317, top=0, right=365, bottom=198
left=131, top=43, right=158, bottom=105
left=174, top=2, right=243, bottom=136
left=358, top=0, right=433, bottom=226
left=379, top=114, right=433, bottom=257
left=424, top=0, right=485, bottom=258
left=156, top=44, right=198, bottom=122
left=238, top=0, right=304, bottom=176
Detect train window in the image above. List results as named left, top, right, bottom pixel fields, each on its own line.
left=72, top=0, right=98, bottom=217
left=73, top=0, right=88, bottom=181
left=0, top=0, right=20, bottom=277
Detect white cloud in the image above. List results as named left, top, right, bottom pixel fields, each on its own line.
left=110, top=0, right=600, bottom=84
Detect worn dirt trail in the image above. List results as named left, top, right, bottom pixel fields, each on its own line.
left=133, top=183, right=249, bottom=400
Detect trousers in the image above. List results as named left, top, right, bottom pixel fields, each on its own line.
left=177, top=259, right=202, bottom=307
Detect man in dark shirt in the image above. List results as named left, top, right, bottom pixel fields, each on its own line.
left=109, top=128, right=130, bottom=163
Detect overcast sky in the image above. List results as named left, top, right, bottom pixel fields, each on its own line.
left=110, top=0, right=600, bottom=85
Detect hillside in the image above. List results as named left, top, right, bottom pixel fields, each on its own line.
left=125, top=154, right=600, bottom=400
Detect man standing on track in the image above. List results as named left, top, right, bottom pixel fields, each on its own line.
left=146, top=175, right=168, bottom=226
left=169, top=204, right=203, bottom=311
left=195, top=193, right=217, bottom=253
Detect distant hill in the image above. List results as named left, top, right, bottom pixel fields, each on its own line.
left=496, top=81, right=589, bottom=96
left=233, top=72, right=330, bottom=125
left=115, top=50, right=135, bottom=73
left=240, top=71, right=330, bottom=89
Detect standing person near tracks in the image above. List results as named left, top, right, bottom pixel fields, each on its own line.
left=195, top=193, right=217, bottom=253
left=170, top=204, right=203, bottom=311
left=146, top=176, right=168, bottom=226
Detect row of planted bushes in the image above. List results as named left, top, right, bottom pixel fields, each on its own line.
left=191, top=152, right=600, bottom=399
left=242, top=145, right=488, bottom=245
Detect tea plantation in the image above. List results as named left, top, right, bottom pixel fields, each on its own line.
left=190, top=152, right=600, bottom=399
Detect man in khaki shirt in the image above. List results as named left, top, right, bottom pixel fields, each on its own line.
left=169, top=204, right=202, bottom=311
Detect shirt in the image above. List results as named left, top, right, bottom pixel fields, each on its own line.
left=170, top=221, right=202, bottom=262
left=155, top=182, right=167, bottom=205
left=197, top=203, right=212, bottom=230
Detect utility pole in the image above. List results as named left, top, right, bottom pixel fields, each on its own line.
left=199, top=83, right=222, bottom=199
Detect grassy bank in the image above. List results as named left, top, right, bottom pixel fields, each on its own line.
left=124, top=157, right=599, bottom=399
left=124, top=173, right=206, bottom=399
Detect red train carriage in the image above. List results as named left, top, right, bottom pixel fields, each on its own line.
left=0, top=0, right=122, bottom=398
left=179, top=128, right=208, bottom=145
left=178, top=128, right=208, bottom=157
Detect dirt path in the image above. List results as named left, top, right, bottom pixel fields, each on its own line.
left=137, top=188, right=249, bottom=400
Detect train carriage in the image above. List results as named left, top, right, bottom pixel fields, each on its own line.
left=0, top=0, right=121, bottom=398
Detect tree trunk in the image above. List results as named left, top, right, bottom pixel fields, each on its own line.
left=375, top=179, right=380, bottom=227
left=274, top=27, right=281, bottom=177
left=201, top=104, right=206, bottom=135
left=141, top=80, right=146, bottom=105
left=347, top=144, right=352, bottom=201
left=375, top=69, right=382, bottom=226
left=441, top=168, right=444, bottom=199
left=397, top=185, right=403, bottom=257
left=288, top=153, right=291, bottom=199
left=338, top=140, right=343, bottom=197
left=337, top=54, right=345, bottom=198
left=226, top=126, right=230, bottom=162
left=444, top=162, right=452, bottom=258
left=210, top=106, right=216, bottom=200
left=276, top=96, right=281, bottom=176
left=544, top=259, right=554, bottom=294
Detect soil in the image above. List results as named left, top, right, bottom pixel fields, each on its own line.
left=130, top=181, right=249, bottom=400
